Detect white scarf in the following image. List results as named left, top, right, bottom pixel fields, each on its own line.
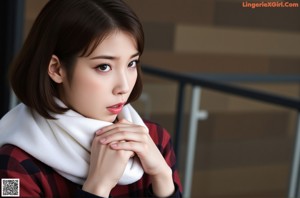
left=0, top=102, right=147, bottom=185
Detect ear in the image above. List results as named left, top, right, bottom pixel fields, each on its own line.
left=48, top=55, right=64, bottom=83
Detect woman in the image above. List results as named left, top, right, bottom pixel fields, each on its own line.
left=0, top=0, right=182, bottom=197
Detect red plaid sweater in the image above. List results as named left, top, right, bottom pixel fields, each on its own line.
left=0, top=120, right=182, bottom=197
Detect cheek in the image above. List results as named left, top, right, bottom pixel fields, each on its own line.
left=130, top=71, right=138, bottom=88
left=68, top=70, right=105, bottom=99
left=67, top=76, right=108, bottom=115
left=74, top=77, right=105, bottom=95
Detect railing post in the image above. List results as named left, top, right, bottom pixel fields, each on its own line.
left=174, top=82, right=186, bottom=162
left=288, top=111, right=300, bottom=198
left=183, top=86, right=208, bottom=198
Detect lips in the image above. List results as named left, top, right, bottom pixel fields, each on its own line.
left=107, top=103, right=125, bottom=114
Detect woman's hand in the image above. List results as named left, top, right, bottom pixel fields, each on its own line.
left=82, top=133, right=134, bottom=197
left=97, top=119, right=175, bottom=197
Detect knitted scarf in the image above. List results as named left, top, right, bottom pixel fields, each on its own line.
left=0, top=101, right=146, bottom=185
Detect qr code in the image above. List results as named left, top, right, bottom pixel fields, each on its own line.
left=1, top=178, right=20, bottom=197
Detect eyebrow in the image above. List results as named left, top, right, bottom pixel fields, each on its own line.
left=90, top=52, right=140, bottom=60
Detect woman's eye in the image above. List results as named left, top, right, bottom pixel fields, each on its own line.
left=128, top=60, right=139, bottom=68
left=97, top=64, right=111, bottom=72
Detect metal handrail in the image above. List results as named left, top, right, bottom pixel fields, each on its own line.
left=141, top=64, right=300, bottom=198
left=142, top=65, right=300, bottom=110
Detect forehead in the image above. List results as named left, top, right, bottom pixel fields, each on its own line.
left=85, top=30, right=138, bottom=58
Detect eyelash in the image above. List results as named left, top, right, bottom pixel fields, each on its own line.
left=129, top=59, right=139, bottom=68
left=96, top=64, right=111, bottom=72
left=96, top=59, right=139, bottom=72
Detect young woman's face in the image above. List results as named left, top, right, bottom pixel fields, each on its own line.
left=61, top=31, right=139, bottom=122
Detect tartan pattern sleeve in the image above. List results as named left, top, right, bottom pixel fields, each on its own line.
left=0, top=144, right=78, bottom=197
left=144, top=120, right=183, bottom=197
left=0, top=120, right=182, bottom=198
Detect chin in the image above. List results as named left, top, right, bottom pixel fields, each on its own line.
left=102, top=115, right=118, bottom=123
left=84, top=113, right=116, bottom=123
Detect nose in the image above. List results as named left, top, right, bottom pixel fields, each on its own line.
left=113, top=70, right=130, bottom=95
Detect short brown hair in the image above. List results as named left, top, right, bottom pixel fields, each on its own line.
left=9, top=0, right=144, bottom=119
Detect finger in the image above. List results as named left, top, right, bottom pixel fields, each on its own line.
left=95, top=128, right=104, bottom=135
left=98, top=126, right=133, bottom=142
left=97, top=122, right=131, bottom=135
left=101, top=130, right=146, bottom=144
left=95, top=123, right=130, bottom=136
left=108, top=142, right=135, bottom=158
left=117, top=118, right=131, bottom=124
left=98, top=124, right=147, bottom=141
left=110, top=141, right=141, bottom=152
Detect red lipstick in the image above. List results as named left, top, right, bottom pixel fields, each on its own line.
left=107, top=103, right=124, bottom=114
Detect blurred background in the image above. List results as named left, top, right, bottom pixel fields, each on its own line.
left=1, top=0, right=300, bottom=197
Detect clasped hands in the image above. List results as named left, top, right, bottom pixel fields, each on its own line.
left=83, top=119, right=174, bottom=197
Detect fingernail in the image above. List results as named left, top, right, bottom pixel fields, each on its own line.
left=96, top=129, right=102, bottom=135
left=100, top=138, right=106, bottom=143
left=111, top=143, right=118, bottom=147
